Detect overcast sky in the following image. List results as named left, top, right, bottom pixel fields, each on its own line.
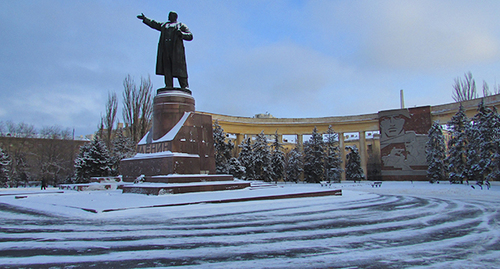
left=1, top=0, right=500, bottom=136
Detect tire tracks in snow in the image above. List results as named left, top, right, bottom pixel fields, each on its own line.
left=0, top=194, right=499, bottom=268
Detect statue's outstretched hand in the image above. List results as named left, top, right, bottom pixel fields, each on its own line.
left=137, top=13, right=145, bottom=20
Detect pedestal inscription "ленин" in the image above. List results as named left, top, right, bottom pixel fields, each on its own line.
left=137, top=142, right=169, bottom=154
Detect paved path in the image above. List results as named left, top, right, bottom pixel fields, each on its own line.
left=0, top=192, right=499, bottom=268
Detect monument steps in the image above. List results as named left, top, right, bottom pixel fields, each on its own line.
left=122, top=181, right=250, bottom=195
left=146, top=174, right=233, bottom=183
left=108, top=187, right=342, bottom=210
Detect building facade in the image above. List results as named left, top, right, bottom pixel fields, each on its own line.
left=200, top=94, right=500, bottom=181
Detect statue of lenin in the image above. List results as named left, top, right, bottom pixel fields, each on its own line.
left=137, top=11, right=193, bottom=89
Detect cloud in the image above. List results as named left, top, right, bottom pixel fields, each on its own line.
left=307, top=0, right=500, bottom=71
left=2, top=0, right=500, bottom=137
left=363, top=1, right=500, bottom=70
left=6, top=86, right=102, bottom=130
left=195, top=41, right=344, bottom=117
left=0, top=0, right=148, bottom=135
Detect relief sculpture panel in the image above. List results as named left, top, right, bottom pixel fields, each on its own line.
left=378, top=106, right=431, bottom=180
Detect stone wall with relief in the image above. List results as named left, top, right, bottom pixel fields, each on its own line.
left=378, top=106, right=431, bottom=181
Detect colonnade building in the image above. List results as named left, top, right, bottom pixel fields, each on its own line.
left=199, top=94, right=500, bottom=181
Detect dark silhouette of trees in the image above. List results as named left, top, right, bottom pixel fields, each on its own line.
left=122, top=75, right=153, bottom=143
left=452, top=72, right=477, bottom=102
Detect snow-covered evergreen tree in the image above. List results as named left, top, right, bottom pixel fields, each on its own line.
left=303, top=127, right=325, bottom=183
left=270, top=132, right=286, bottom=182
left=324, top=126, right=343, bottom=183
left=446, top=104, right=469, bottom=183
left=74, top=136, right=112, bottom=183
left=228, top=157, right=245, bottom=179
left=238, top=137, right=254, bottom=180
left=12, top=153, right=30, bottom=187
left=213, top=121, right=234, bottom=174
left=345, top=145, right=364, bottom=182
left=488, top=110, right=500, bottom=183
left=489, top=136, right=500, bottom=183
left=475, top=101, right=500, bottom=183
left=468, top=101, right=488, bottom=184
left=426, top=121, right=447, bottom=183
left=110, top=127, right=136, bottom=175
left=285, top=145, right=303, bottom=183
left=0, top=148, right=11, bottom=188
left=466, top=115, right=482, bottom=184
left=252, top=131, right=272, bottom=181
left=467, top=100, right=500, bottom=185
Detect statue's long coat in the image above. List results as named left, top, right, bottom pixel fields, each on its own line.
left=142, top=18, right=193, bottom=78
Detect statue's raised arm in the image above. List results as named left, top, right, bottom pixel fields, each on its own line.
left=137, top=11, right=192, bottom=90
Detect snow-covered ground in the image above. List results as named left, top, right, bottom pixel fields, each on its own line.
left=0, top=181, right=499, bottom=268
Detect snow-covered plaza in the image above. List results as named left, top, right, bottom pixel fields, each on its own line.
left=0, top=181, right=499, bottom=268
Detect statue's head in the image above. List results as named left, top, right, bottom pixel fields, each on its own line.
left=168, top=11, right=178, bottom=22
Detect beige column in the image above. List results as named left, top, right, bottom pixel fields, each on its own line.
left=339, top=132, right=346, bottom=181
left=277, top=134, right=283, bottom=143
left=235, top=133, right=244, bottom=154
left=297, top=134, right=303, bottom=151
left=359, top=131, right=367, bottom=180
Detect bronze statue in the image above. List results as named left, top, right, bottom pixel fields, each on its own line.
left=137, top=11, right=193, bottom=89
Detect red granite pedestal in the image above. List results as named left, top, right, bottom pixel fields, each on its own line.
left=119, top=88, right=235, bottom=194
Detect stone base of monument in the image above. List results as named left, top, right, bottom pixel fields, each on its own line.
left=146, top=174, right=233, bottom=183
left=120, top=89, right=220, bottom=182
left=122, top=181, right=250, bottom=195
left=119, top=88, right=235, bottom=195
left=119, top=111, right=218, bottom=181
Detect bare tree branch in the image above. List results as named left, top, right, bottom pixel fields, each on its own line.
left=494, top=80, right=500, bottom=95
left=452, top=72, right=477, bottom=102
left=121, top=75, right=153, bottom=143
left=482, top=80, right=491, bottom=97
left=139, top=75, right=153, bottom=140
left=16, top=123, right=37, bottom=138
left=102, top=91, right=118, bottom=148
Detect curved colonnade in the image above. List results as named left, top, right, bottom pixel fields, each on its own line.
left=199, top=94, right=500, bottom=180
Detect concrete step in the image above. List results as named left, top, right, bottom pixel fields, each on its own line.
left=146, top=174, right=233, bottom=183
left=122, top=181, right=250, bottom=195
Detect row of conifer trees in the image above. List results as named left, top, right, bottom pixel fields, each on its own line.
left=426, top=100, right=499, bottom=187
left=214, top=122, right=365, bottom=183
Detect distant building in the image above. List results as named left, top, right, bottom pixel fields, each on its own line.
left=254, top=113, right=274, bottom=119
